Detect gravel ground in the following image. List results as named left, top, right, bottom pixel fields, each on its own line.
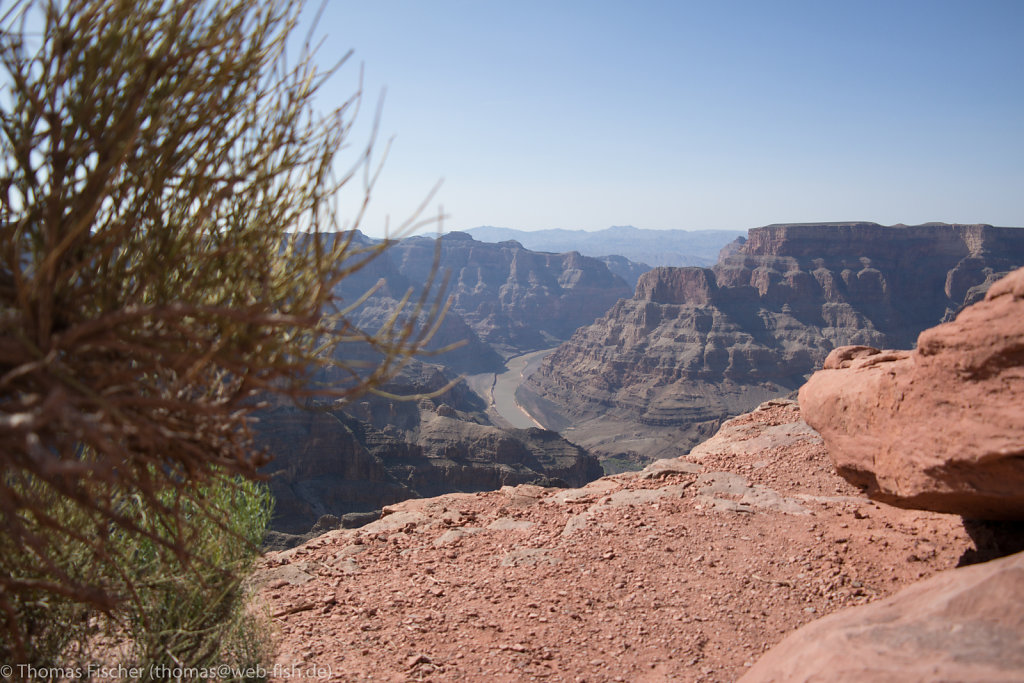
left=255, top=400, right=973, bottom=682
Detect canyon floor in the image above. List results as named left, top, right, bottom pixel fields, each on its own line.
left=255, top=400, right=982, bottom=682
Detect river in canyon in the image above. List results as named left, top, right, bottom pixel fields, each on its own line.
left=465, top=347, right=556, bottom=430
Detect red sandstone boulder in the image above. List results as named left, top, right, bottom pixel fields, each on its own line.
left=739, top=550, right=1024, bottom=683
left=799, top=267, right=1024, bottom=519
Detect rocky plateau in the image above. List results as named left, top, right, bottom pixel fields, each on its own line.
left=255, top=398, right=991, bottom=682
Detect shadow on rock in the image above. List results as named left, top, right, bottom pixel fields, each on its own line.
left=958, top=519, right=1024, bottom=566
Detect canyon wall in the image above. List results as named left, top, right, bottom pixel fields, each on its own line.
left=520, top=223, right=1024, bottom=463
left=257, top=232, right=629, bottom=542
left=255, top=360, right=603, bottom=543
left=334, top=231, right=634, bottom=361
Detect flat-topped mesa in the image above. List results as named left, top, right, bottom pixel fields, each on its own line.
left=712, top=222, right=1024, bottom=344
left=635, top=267, right=717, bottom=305
left=737, top=222, right=1009, bottom=260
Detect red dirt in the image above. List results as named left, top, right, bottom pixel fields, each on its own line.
left=255, top=400, right=973, bottom=682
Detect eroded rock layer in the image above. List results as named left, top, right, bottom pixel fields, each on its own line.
left=521, top=222, right=1024, bottom=462
left=334, top=231, right=633, bottom=362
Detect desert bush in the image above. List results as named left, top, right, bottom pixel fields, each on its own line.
left=0, top=474, right=105, bottom=671
left=119, top=474, right=273, bottom=680
left=0, top=0, right=443, bottom=671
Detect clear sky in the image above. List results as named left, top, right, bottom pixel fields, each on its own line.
left=305, top=0, right=1024, bottom=238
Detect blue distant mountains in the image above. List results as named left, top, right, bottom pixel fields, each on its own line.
left=464, top=225, right=745, bottom=268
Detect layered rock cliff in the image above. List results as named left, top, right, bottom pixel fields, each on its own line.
left=254, top=360, right=603, bottom=543
left=520, top=222, right=1024, bottom=462
left=334, top=231, right=634, bottom=362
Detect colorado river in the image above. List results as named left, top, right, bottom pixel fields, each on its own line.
left=466, top=347, right=556, bottom=429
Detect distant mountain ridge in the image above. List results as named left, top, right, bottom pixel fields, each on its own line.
left=464, top=225, right=745, bottom=267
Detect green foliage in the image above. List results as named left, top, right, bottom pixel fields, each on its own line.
left=121, top=475, right=273, bottom=679
left=0, top=475, right=103, bottom=671
left=0, top=471, right=274, bottom=680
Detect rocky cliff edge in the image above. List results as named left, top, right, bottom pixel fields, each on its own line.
left=254, top=400, right=975, bottom=682
left=799, top=266, right=1024, bottom=519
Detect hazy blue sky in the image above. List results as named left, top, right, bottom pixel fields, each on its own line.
left=306, top=1, right=1024, bottom=238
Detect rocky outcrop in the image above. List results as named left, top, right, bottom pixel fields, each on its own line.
left=798, top=267, right=1024, bottom=520
left=740, top=550, right=1024, bottom=683
left=334, top=231, right=633, bottom=360
left=254, top=360, right=602, bottom=539
left=254, top=399, right=974, bottom=681
left=521, top=223, right=1024, bottom=463
left=744, top=269, right=1024, bottom=680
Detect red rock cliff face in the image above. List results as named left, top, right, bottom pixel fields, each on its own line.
left=520, top=223, right=1024, bottom=463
